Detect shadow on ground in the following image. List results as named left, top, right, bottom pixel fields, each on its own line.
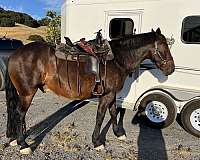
left=132, top=112, right=168, bottom=160
left=26, top=100, right=89, bottom=151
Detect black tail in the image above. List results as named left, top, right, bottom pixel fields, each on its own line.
left=5, top=68, right=20, bottom=139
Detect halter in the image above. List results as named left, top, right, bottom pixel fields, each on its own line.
left=152, top=41, right=167, bottom=65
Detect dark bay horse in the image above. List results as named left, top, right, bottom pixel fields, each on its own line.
left=5, top=28, right=174, bottom=154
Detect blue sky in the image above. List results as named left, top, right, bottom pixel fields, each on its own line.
left=0, top=0, right=63, bottom=20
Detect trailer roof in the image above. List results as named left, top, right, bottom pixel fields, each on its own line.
left=64, top=0, right=160, bottom=5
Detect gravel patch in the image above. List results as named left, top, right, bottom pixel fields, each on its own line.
left=0, top=91, right=199, bottom=160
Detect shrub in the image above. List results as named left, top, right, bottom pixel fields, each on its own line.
left=27, top=35, right=45, bottom=42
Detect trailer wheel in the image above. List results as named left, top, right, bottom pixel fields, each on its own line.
left=139, top=92, right=177, bottom=129
left=181, top=99, right=200, bottom=137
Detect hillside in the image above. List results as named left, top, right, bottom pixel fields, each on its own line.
left=0, top=24, right=47, bottom=44
left=0, top=7, right=40, bottom=28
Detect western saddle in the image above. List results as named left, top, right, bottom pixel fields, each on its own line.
left=55, top=30, right=114, bottom=96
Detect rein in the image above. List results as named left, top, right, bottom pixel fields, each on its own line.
left=152, top=41, right=167, bottom=65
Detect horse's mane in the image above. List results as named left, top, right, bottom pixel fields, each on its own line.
left=110, top=32, right=156, bottom=51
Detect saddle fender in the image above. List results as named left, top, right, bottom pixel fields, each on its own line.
left=89, top=56, right=100, bottom=82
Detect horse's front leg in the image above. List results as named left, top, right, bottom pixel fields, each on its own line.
left=117, top=107, right=126, bottom=140
left=92, top=92, right=115, bottom=150
left=109, top=98, right=126, bottom=140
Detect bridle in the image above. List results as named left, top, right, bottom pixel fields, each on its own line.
left=152, top=41, right=167, bottom=65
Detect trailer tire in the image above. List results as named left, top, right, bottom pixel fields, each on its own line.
left=0, top=59, right=6, bottom=91
left=139, top=92, right=177, bottom=129
left=181, top=99, right=200, bottom=138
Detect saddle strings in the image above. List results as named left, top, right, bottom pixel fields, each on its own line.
left=55, top=56, right=62, bottom=88
left=65, top=54, right=72, bottom=90
left=76, top=52, right=81, bottom=96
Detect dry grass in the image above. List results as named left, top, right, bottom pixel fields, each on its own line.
left=0, top=23, right=47, bottom=44
left=50, top=122, right=79, bottom=150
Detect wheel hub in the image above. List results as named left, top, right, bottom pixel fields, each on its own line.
left=145, top=101, right=168, bottom=123
left=190, top=108, right=200, bottom=131
left=152, top=106, right=163, bottom=116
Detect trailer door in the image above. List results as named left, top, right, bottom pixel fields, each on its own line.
left=105, top=10, right=143, bottom=109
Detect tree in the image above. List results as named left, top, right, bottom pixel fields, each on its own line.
left=24, top=19, right=40, bottom=28
left=46, top=10, right=61, bottom=45
left=0, top=17, right=15, bottom=27
left=38, top=17, right=51, bottom=26
left=46, top=10, right=56, bottom=19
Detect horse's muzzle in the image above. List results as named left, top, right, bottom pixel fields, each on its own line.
left=163, top=60, right=175, bottom=76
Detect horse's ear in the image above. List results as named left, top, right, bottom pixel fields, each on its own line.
left=156, top=28, right=161, bottom=34
left=152, top=29, right=155, bottom=32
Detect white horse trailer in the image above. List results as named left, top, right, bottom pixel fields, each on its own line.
left=61, top=0, right=200, bottom=137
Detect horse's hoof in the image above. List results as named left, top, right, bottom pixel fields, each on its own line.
left=27, top=139, right=35, bottom=145
left=9, top=140, right=18, bottom=147
left=117, top=135, right=127, bottom=141
left=20, top=147, right=32, bottom=155
left=94, top=145, right=105, bottom=151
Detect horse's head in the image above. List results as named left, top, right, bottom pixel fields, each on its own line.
left=150, top=28, right=175, bottom=76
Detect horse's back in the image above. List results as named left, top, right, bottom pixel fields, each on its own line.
left=10, top=42, right=52, bottom=60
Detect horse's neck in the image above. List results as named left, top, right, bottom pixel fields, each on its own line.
left=111, top=32, right=156, bottom=74
left=115, top=44, right=152, bottom=73
left=133, top=44, right=154, bottom=67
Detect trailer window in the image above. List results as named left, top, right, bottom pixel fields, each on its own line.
left=109, top=18, right=134, bottom=39
left=182, top=16, right=200, bottom=43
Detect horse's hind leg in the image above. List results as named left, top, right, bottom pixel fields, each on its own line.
left=15, top=92, right=36, bottom=154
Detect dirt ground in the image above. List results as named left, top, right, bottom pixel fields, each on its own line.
left=0, top=91, right=199, bottom=160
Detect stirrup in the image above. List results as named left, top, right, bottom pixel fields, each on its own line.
left=92, top=81, right=104, bottom=96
